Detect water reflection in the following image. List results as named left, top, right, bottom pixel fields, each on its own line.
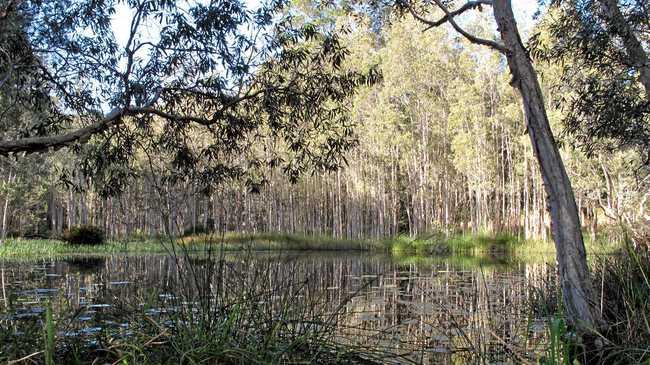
left=0, top=253, right=556, bottom=363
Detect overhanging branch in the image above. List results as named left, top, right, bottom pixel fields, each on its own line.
left=406, top=0, right=508, bottom=54
left=0, top=107, right=125, bottom=155
left=422, top=0, right=493, bottom=29
left=0, top=88, right=163, bottom=155
left=0, top=86, right=268, bottom=155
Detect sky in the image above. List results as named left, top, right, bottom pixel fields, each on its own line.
left=513, top=0, right=543, bottom=35
left=111, top=0, right=542, bottom=48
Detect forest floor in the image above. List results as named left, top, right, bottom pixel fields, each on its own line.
left=0, top=231, right=622, bottom=260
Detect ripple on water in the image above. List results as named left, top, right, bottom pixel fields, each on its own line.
left=87, top=304, right=111, bottom=309
left=109, top=281, right=131, bottom=286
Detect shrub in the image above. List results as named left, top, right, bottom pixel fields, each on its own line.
left=182, top=223, right=214, bottom=237
left=62, top=225, right=105, bottom=245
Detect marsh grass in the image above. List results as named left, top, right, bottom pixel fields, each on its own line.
left=0, top=230, right=625, bottom=261
left=0, top=233, right=373, bottom=260
left=181, top=232, right=374, bottom=251
left=0, top=239, right=168, bottom=259
left=528, top=246, right=650, bottom=364
left=590, top=247, right=650, bottom=364
left=386, top=231, right=621, bottom=263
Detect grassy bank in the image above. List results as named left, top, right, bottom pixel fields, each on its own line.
left=0, top=233, right=372, bottom=260
left=182, top=232, right=375, bottom=251
left=382, top=232, right=620, bottom=258
left=0, top=235, right=372, bottom=260
left=0, top=231, right=623, bottom=260
left=0, top=239, right=169, bottom=259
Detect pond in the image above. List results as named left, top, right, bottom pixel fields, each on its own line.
left=0, top=252, right=558, bottom=363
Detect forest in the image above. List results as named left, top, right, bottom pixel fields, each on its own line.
left=0, top=0, right=649, bottom=364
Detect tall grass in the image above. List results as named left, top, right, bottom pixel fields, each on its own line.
left=1, top=252, right=398, bottom=364
left=386, top=231, right=544, bottom=257
left=181, top=232, right=375, bottom=251
left=0, top=233, right=373, bottom=260
left=0, top=239, right=169, bottom=259
left=591, top=247, right=650, bottom=364
left=385, top=231, right=622, bottom=261
left=530, top=246, right=650, bottom=364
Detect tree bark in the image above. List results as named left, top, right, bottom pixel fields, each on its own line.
left=493, top=0, right=602, bottom=331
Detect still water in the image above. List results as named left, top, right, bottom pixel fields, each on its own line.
left=0, top=252, right=557, bottom=363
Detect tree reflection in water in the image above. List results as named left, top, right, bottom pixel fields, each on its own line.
left=0, top=253, right=556, bottom=363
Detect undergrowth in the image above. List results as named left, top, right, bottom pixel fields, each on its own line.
left=0, top=231, right=624, bottom=261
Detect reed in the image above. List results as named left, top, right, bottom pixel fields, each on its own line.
left=529, top=247, right=650, bottom=364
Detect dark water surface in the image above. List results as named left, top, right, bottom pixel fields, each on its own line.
left=0, top=252, right=557, bottom=363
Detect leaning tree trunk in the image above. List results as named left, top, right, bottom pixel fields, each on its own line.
left=493, top=0, right=602, bottom=332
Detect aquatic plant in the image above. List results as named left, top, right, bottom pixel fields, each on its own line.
left=540, top=316, right=573, bottom=365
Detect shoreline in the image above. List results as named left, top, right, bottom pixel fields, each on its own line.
left=0, top=232, right=621, bottom=260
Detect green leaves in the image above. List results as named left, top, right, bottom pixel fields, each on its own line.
left=533, top=0, right=650, bottom=166
left=0, top=0, right=375, bottom=195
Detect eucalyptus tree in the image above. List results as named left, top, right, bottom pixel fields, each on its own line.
left=533, top=0, right=650, bottom=166
left=396, top=0, right=603, bottom=332
left=0, top=0, right=376, bottom=198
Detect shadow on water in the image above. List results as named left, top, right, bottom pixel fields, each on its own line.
left=64, top=257, right=107, bottom=274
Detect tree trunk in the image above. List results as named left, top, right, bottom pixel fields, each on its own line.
left=1, top=170, right=14, bottom=242
left=493, top=0, right=602, bottom=332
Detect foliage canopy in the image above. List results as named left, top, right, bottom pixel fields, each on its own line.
left=0, top=0, right=378, bottom=195
left=532, top=0, right=650, bottom=166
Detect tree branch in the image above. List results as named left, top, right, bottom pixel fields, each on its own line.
left=0, top=107, right=125, bottom=155
left=406, top=0, right=508, bottom=54
left=0, top=85, right=271, bottom=155
left=0, top=88, right=163, bottom=155
left=422, top=0, right=492, bottom=30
